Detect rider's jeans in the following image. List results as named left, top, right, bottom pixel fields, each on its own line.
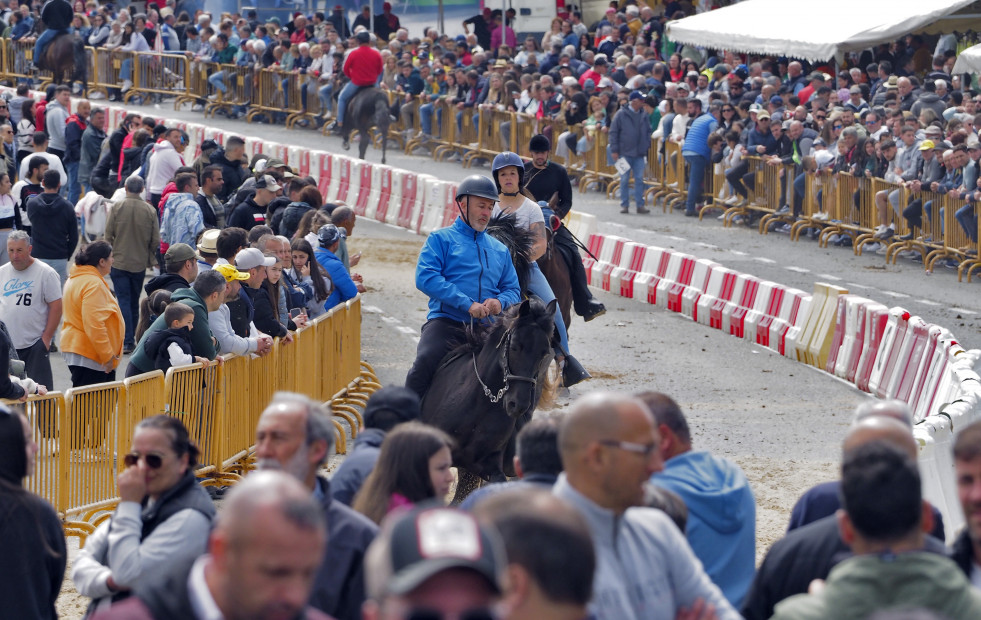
left=336, top=81, right=359, bottom=126
left=33, top=28, right=67, bottom=64
left=527, top=262, right=569, bottom=355
left=405, top=317, right=468, bottom=399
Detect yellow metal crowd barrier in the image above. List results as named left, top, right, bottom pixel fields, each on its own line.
left=9, top=295, right=377, bottom=543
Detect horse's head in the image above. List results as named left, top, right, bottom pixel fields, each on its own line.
left=499, top=297, right=557, bottom=418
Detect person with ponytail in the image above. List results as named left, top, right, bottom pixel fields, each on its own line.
left=0, top=406, right=65, bottom=620
left=71, top=415, right=215, bottom=615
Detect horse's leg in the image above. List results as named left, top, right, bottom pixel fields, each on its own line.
left=358, top=128, right=368, bottom=160
left=450, top=469, right=483, bottom=506
left=381, top=123, right=387, bottom=165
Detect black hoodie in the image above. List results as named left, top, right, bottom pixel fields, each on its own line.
left=210, top=148, right=249, bottom=203
left=25, top=191, right=77, bottom=260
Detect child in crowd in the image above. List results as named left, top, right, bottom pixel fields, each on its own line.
left=142, top=302, right=212, bottom=373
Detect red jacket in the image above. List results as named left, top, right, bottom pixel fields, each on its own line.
left=343, top=45, right=384, bottom=87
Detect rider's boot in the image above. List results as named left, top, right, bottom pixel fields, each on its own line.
left=561, top=354, right=590, bottom=388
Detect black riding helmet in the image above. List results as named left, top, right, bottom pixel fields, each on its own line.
left=491, top=151, right=525, bottom=195
left=455, top=175, right=499, bottom=229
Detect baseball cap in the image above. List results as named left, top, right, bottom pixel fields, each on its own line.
left=769, top=95, right=783, bottom=105
left=255, top=174, right=282, bottom=192
left=918, top=139, right=935, bottom=151
left=265, top=157, right=288, bottom=169
left=756, top=110, right=771, bottom=120
left=165, top=243, right=196, bottom=263
left=235, top=248, right=276, bottom=270
left=197, top=229, right=220, bottom=256
left=200, top=139, right=218, bottom=152
left=629, top=90, right=644, bottom=101
left=363, top=386, right=421, bottom=428
left=317, top=224, right=342, bottom=248
left=676, top=82, right=690, bottom=92
left=213, top=263, right=250, bottom=282
left=365, top=506, right=506, bottom=599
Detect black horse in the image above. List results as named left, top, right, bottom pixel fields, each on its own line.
left=39, top=32, right=87, bottom=94
left=341, top=87, right=389, bottom=164
left=420, top=296, right=557, bottom=504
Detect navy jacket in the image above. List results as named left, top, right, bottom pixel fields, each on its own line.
left=330, top=428, right=385, bottom=506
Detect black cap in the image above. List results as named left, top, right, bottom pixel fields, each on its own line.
left=367, top=506, right=506, bottom=598
left=363, top=386, right=420, bottom=429
left=356, top=30, right=371, bottom=43
left=201, top=139, right=218, bottom=151
left=529, top=134, right=550, bottom=152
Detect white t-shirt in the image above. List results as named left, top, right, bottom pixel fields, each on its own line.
left=0, top=259, right=62, bottom=349
left=493, top=197, right=545, bottom=231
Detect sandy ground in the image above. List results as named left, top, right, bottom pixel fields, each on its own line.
left=55, top=219, right=847, bottom=617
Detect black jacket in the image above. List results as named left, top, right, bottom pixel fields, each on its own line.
left=210, top=148, right=248, bottom=203
left=227, top=197, right=268, bottom=231
left=251, top=284, right=287, bottom=338
left=0, top=489, right=65, bottom=619
left=142, top=326, right=193, bottom=374
left=195, top=192, right=223, bottom=229
left=279, top=200, right=314, bottom=239
left=26, top=191, right=77, bottom=260
left=951, top=529, right=974, bottom=578
left=329, top=428, right=385, bottom=506
left=311, top=476, right=377, bottom=620
left=144, top=273, right=190, bottom=296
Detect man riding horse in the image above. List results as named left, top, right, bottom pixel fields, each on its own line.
left=327, top=30, right=383, bottom=135
left=523, top=134, right=607, bottom=323
left=405, top=175, right=521, bottom=400
left=33, top=0, right=73, bottom=71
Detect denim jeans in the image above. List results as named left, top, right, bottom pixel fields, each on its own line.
left=527, top=262, right=570, bottom=355
left=120, top=58, right=132, bottom=81
left=956, top=203, right=978, bottom=242
left=420, top=102, right=438, bottom=135
left=318, top=83, right=333, bottom=115
left=33, top=28, right=67, bottom=63
left=619, top=155, right=646, bottom=209
left=793, top=172, right=806, bottom=216
left=38, top=258, right=68, bottom=286
left=66, top=161, right=80, bottom=205
left=111, top=267, right=145, bottom=348
left=208, top=70, right=227, bottom=93
left=336, top=81, right=359, bottom=125
left=683, top=153, right=707, bottom=214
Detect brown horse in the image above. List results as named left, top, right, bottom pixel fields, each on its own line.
left=536, top=211, right=573, bottom=330
left=39, top=32, right=86, bottom=93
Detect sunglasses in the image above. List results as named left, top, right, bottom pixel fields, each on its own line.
left=124, top=452, right=164, bottom=469
left=834, top=124, right=843, bottom=129
left=865, top=121, right=877, bottom=126
left=722, top=108, right=734, bottom=112
left=406, top=609, right=497, bottom=620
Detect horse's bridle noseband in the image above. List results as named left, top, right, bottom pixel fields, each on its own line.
left=473, top=328, right=538, bottom=404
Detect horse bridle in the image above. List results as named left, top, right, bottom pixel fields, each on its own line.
left=472, top=328, right=538, bottom=403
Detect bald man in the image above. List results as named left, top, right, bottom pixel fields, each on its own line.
left=96, top=471, right=330, bottom=619
left=553, top=392, right=738, bottom=620
left=740, top=404, right=948, bottom=620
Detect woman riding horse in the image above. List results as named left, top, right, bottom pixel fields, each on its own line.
left=405, top=175, right=521, bottom=401
left=491, top=151, right=589, bottom=388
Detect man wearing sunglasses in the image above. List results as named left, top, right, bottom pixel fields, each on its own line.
left=363, top=505, right=507, bottom=620
left=553, top=392, right=739, bottom=620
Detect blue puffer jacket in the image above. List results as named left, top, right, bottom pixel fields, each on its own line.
left=315, top=246, right=359, bottom=311
left=416, top=217, right=521, bottom=323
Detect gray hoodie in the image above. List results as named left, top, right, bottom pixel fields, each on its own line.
left=44, top=100, right=69, bottom=152
left=553, top=474, right=739, bottom=620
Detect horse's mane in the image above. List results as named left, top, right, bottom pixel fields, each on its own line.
left=485, top=212, right=535, bottom=295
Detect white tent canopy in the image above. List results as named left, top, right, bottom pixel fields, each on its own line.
left=665, top=0, right=978, bottom=63
left=954, top=43, right=981, bottom=73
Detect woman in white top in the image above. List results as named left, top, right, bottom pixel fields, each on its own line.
left=491, top=152, right=589, bottom=387
left=0, top=173, right=15, bottom=264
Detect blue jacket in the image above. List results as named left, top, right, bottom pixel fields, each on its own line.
left=651, top=451, right=756, bottom=609
left=683, top=113, right=718, bottom=159
left=329, top=428, right=385, bottom=506
left=315, top=247, right=359, bottom=311
left=416, top=217, right=521, bottom=323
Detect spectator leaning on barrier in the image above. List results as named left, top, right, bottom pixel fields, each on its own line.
left=125, top=268, right=223, bottom=378
left=314, top=223, right=360, bottom=312
left=554, top=391, right=739, bottom=620
left=93, top=471, right=330, bottom=620
left=0, top=406, right=66, bottom=620
left=681, top=97, right=718, bottom=217
left=771, top=441, right=981, bottom=620
left=207, top=262, right=272, bottom=357
left=255, top=392, right=378, bottom=620
left=104, top=176, right=160, bottom=354
left=609, top=90, right=652, bottom=214
left=0, top=231, right=61, bottom=393
left=331, top=386, right=422, bottom=507
left=642, top=392, right=756, bottom=609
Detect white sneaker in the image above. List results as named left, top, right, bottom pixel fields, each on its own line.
left=723, top=195, right=738, bottom=205
left=122, top=79, right=133, bottom=92
left=864, top=242, right=882, bottom=252
left=873, top=225, right=886, bottom=235
left=813, top=211, right=829, bottom=221
left=875, top=244, right=889, bottom=255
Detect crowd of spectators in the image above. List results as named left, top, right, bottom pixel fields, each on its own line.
left=7, top=384, right=981, bottom=620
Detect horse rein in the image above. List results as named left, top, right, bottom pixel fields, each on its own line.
left=472, top=328, right=537, bottom=403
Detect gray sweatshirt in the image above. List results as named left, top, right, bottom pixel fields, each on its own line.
left=553, top=474, right=739, bottom=620
left=609, top=104, right=653, bottom=158
left=44, top=101, right=69, bottom=152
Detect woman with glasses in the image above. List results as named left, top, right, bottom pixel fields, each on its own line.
left=717, top=104, right=738, bottom=134
left=71, top=415, right=215, bottom=615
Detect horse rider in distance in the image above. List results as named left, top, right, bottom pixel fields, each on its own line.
left=326, top=30, right=384, bottom=135
left=33, top=0, right=73, bottom=71
left=405, top=175, right=521, bottom=401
